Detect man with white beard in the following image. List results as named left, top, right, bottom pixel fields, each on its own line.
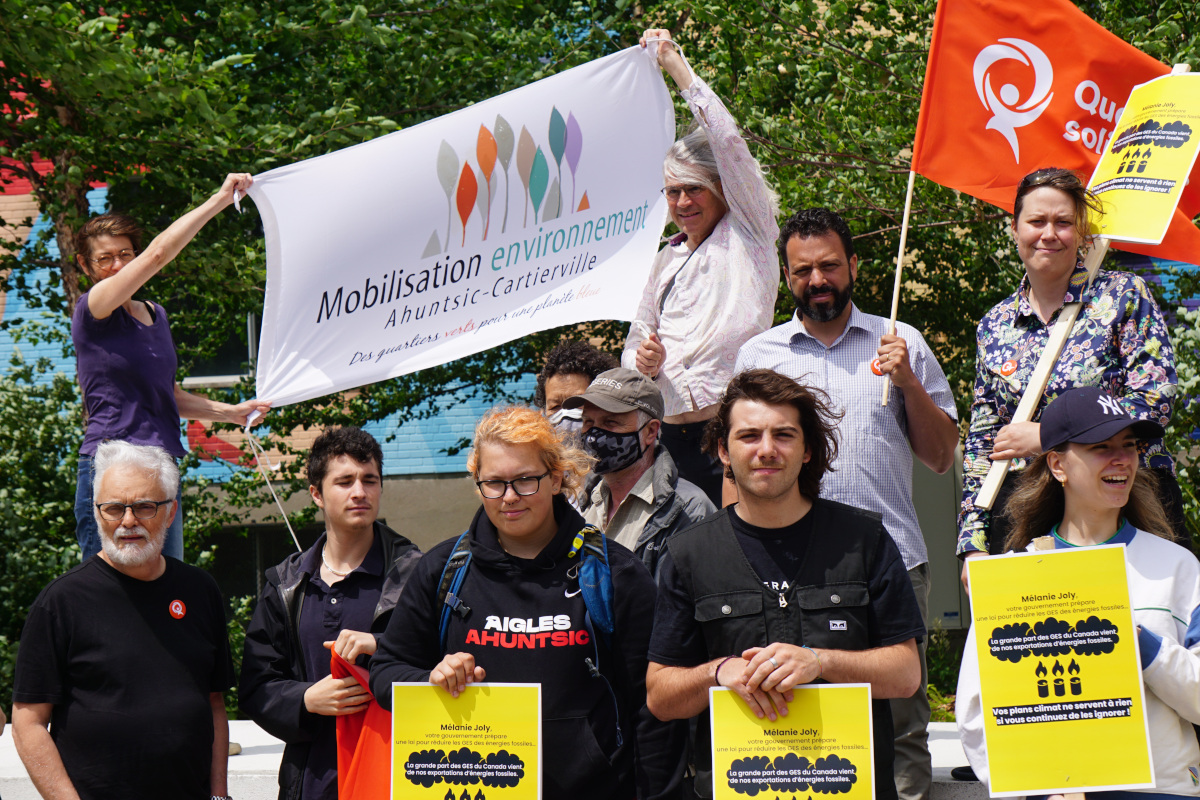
left=11, top=441, right=234, bottom=800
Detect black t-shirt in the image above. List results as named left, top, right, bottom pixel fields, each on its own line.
left=649, top=505, right=923, bottom=667
left=14, top=557, right=235, bottom=800
left=729, top=507, right=814, bottom=595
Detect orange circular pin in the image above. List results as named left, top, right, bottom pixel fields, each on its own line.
left=1000, top=359, right=1018, bottom=376
left=870, top=358, right=884, bottom=376
left=169, top=600, right=186, bottom=619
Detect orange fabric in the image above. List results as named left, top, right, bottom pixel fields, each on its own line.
left=332, top=651, right=392, bottom=800
left=912, top=0, right=1199, bottom=264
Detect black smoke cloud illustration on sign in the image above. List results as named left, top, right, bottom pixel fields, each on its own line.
left=482, top=750, right=524, bottom=788
left=769, top=752, right=812, bottom=794
left=811, top=754, right=858, bottom=794
left=989, top=622, right=1033, bottom=663
left=407, top=750, right=449, bottom=788
left=1111, top=119, right=1194, bottom=152
left=988, top=617, right=1119, bottom=663
left=726, top=753, right=858, bottom=795
left=404, top=747, right=525, bottom=789
left=727, top=756, right=773, bottom=796
left=1032, top=617, right=1072, bottom=657
left=1072, top=616, right=1120, bottom=656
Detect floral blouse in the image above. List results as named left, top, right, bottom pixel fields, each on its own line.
left=957, top=262, right=1177, bottom=556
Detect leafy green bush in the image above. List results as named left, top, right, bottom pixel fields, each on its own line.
left=0, top=324, right=83, bottom=709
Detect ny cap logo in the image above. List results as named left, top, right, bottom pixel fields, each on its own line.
left=973, top=38, right=1055, bottom=163
left=1096, top=394, right=1124, bottom=416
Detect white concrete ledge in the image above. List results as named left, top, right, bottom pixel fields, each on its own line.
left=0, top=721, right=984, bottom=800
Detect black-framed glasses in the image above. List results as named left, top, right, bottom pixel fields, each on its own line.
left=661, top=184, right=707, bottom=202
left=475, top=472, right=551, bottom=499
left=89, top=249, right=137, bottom=269
left=95, top=499, right=173, bottom=521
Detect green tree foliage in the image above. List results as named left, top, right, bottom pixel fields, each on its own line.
left=0, top=324, right=81, bottom=698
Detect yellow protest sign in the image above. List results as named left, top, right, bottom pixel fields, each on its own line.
left=968, top=546, right=1153, bottom=796
left=391, top=683, right=541, bottom=800
left=709, top=684, right=873, bottom=800
left=1088, top=72, right=1200, bottom=244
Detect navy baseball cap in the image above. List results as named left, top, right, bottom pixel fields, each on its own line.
left=1039, top=386, right=1164, bottom=451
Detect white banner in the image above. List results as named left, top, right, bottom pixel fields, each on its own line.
left=248, top=47, right=675, bottom=406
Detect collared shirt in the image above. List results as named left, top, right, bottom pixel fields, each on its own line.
left=621, top=77, right=780, bottom=416
left=298, top=531, right=385, bottom=800
left=735, top=305, right=958, bottom=569
left=957, top=264, right=1176, bottom=556
left=583, top=466, right=657, bottom=552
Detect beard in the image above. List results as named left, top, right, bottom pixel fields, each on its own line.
left=794, top=275, right=854, bottom=323
left=100, top=523, right=165, bottom=568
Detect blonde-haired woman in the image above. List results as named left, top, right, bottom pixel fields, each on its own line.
left=370, top=406, right=679, bottom=799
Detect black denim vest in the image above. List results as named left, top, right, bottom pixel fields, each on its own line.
left=667, top=500, right=898, bottom=800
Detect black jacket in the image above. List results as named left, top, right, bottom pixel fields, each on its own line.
left=238, top=521, right=422, bottom=800
left=369, top=496, right=681, bottom=800
left=577, top=444, right=715, bottom=575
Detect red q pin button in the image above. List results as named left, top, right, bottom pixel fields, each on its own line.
left=870, top=358, right=884, bottom=376
left=1000, top=359, right=1018, bottom=376
left=169, top=600, right=186, bottom=619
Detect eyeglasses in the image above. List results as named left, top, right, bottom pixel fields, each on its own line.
left=95, top=499, right=173, bottom=521
left=475, top=472, right=551, bottom=499
left=661, top=184, right=707, bottom=202
left=89, top=249, right=137, bottom=269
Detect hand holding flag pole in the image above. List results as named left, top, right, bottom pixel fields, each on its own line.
left=880, top=170, right=919, bottom=406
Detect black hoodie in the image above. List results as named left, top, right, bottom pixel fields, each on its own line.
left=370, top=496, right=680, bottom=800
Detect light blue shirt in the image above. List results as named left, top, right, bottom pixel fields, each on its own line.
left=734, top=305, right=958, bottom=569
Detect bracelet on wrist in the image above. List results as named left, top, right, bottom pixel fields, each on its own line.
left=714, top=656, right=737, bottom=686
left=801, top=645, right=823, bottom=678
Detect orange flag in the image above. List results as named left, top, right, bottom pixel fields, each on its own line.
left=912, top=0, right=1200, bottom=264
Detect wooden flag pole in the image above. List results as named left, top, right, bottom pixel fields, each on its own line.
left=974, top=237, right=1110, bottom=510
left=881, top=170, right=919, bottom=406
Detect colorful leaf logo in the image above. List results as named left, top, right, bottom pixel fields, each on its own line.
left=456, top=163, right=478, bottom=246
left=516, top=126, right=536, bottom=227
left=436, top=141, right=459, bottom=251
left=543, top=178, right=561, bottom=223
left=529, top=147, right=549, bottom=223
left=476, top=124, right=497, bottom=239
left=548, top=107, right=567, bottom=217
left=565, top=112, right=583, bottom=213
left=494, top=115, right=515, bottom=233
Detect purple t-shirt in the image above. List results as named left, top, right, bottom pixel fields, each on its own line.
left=72, top=291, right=185, bottom=457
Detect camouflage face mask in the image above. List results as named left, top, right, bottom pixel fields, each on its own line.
left=581, top=422, right=651, bottom=475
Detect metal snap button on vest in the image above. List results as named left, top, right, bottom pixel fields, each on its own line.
left=830, top=594, right=841, bottom=604
left=721, top=604, right=732, bottom=615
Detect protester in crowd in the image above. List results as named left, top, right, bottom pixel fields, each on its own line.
left=957, top=386, right=1200, bottom=796
left=622, top=28, right=780, bottom=508
left=534, top=338, right=619, bottom=438
left=565, top=367, right=714, bottom=575
left=239, top=427, right=421, bottom=800
left=958, top=167, right=1182, bottom=577
left=735, top=208, right=957, bottom=800
left=72, top=173, right=271, bottom=562
left=646, top=369, right=924, bottom=800
left=12, top=441, right=234, bottom=800
left=369, top=406, right=680, bottom=800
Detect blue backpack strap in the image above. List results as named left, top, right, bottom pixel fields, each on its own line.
left=436, top=532, right=473, bottom=652
left=568, top=525, right=623, bottom=746
left=568, top=525, right=615, bottom=647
